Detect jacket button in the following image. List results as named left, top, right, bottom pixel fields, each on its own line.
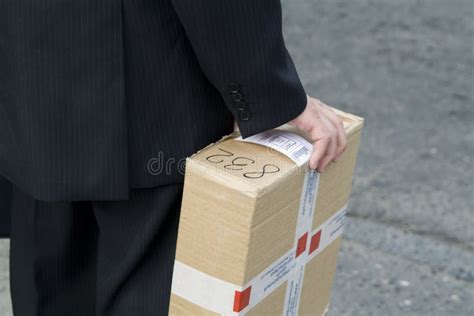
left=233, top=100, right=248, bottom=110
left=228, top=82, right=240, bottom=94
left=238, top=109, right=251, bottom=121
left=231, top=92, right=244, bottom=102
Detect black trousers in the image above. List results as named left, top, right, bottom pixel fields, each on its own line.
left=0, top=177, right=11, bottom=238
left=9, top=183, right=184, bottom=316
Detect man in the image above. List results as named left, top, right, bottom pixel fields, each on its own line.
left=0, top=1, right=346, bottom=315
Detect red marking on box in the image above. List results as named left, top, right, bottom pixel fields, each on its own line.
left=295, top=232, right=308, bottom=258
left=233, top=286, right=252, bottom=312
left=309, top=230, right=322, bottom=254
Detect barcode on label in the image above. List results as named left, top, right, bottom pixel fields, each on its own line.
left=268, top=135, right=297, bottom=150
left=235, top=130, right=313, bottom=166
left=291, top=147, right=310, bottom=161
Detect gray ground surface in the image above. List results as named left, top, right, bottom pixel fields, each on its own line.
left=1, top=0, right=472, bottom=315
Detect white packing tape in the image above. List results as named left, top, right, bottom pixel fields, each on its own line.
left=283, top=170, right=319, bottom=315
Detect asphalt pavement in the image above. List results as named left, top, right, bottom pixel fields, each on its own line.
left=1, top=0, right=472, bottom=315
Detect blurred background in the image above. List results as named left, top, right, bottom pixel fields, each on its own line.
left=0, top=0, right=472, bottom=315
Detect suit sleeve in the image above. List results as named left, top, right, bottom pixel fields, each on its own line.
left=170, top=0, right=307, bottom=138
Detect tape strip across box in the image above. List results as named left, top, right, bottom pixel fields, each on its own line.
left=170, top=109, right=364, bottom=315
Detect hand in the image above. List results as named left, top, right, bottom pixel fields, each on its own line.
left=289, top=96, right=347, bottom=172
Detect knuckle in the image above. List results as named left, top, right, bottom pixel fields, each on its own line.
left=323, top=127, right=332, bottom=135
left=318, top=131, right=330, bottom=139
left=323, top=133, right=332, bottom=140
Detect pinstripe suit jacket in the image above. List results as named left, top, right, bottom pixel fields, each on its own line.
left=0, top=0, right=307, bottom=201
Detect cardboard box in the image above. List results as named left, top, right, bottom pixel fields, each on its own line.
left=170, top=108, right=364, bottom=315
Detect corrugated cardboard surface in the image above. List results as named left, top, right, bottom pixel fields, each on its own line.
left=170, top=110, right=363, bottom=315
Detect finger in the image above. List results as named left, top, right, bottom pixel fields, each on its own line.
left=319, top=106, right=347, bottom=160
left=321, top=115, right=338, bottom=157
left=318, top=143, right=335, bottom=172
left=318, top=131, right=337, bottom=172
left=309, top=137, right=329, bottom=170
